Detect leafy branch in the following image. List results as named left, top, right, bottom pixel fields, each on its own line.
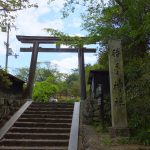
left=45, top=28, right=95, bottom=47
left=0, top=0, right=38, bottom=25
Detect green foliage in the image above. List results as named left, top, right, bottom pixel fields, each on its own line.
left=49, top=0, right=150, bottom=145
left=88, top=54, right=150, bottom=145
left=101, top=136, right=112, bottom=146
left=33, top=76, right=58, bottom=102
left=125, top=55, right=150, bottom=130
left=36, top=62, right=58, bottom=82
left=0, top=0, right=38, bottom=26
left=14, top=67, right=29, bottom=82
left=66, top=69, right=79, bottom=85
left=14, top=62, right=58, bottom=82
left=45, top=28, right=93, bottom=47
left=117, top=137, right=130, bottom=145
left=0, top=0, right=37, bottom=11
left=90, top=121, right=108, bottom=133
left=49, top=0, right=150, bottom=56
left=0, top=69, right=12, bottom=89
left=136, top=130, right=150, bottom=146
left=15, top=64, right=80, bottom=101
left=65, top=69, right=80, bottom=98
left=91, top=121, right=103, bottom=133
left=61, top=98, right=80, bottom=103
left=124, top=55, right=150, bottom=145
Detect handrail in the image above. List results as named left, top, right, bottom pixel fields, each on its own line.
left=68, top=102, right=80, bottom=150
left=0, top=101, right=32, bottom=140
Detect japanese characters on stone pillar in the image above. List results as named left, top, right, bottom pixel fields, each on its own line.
left=108, top=40, right=128, bottom=130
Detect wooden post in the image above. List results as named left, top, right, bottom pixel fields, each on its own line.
left=78, top=48, right=86, bottom=100
left=100, top=85, right=105, bottom=129
left=25, top=42, right=39, bottom=99
left=108, top=40, right=129, bottom=137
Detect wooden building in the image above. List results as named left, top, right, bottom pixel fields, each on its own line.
left=88, top=70, right=110, bottom=99
left=88, top=70, right=110, bottom=127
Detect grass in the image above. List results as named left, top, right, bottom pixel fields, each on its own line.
left=117, top=137, right=130, bottom=145
left=90, top=121, right=108, bottom=133
left=59, top=98, right=80, bottom=103
left=101, top=136, right=112, bottom=146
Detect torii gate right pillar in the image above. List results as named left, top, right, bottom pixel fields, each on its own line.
left=78, top=48, right=86, bottom=100
left=108, top=40, right=129, bottom=137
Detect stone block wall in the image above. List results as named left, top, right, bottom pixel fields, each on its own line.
left=79, top=101, right=102, bottom=150
left=82, top=97, right=101, bottom=124
left=0, top=94, right=26, bottom=128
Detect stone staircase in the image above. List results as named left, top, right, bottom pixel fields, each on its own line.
left=0, top=102, right=74, bottom=150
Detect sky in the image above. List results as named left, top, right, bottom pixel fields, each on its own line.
left=0, top=0, right=98, bottom=74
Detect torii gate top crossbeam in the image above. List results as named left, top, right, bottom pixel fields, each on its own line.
left=16, top=35, right=96, bottom=53
left=20, top=47, right=96, bottom=53
left=16, top=35, right=87, bottom=44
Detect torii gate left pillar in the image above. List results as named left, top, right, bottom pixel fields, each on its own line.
left=25, top=42, right=39, bottom=99
left=16, top=36, right=96, bottom=100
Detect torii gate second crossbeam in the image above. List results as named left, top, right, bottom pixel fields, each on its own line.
left=16, top=35, right=96, bottom=100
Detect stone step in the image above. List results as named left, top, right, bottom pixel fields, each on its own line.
left=28, top=107, right=74, bottom=110
left=9, top=127, right=70, bottom=133
left=0, top=139, right=68, bottom=146
left=17, top=118, right=72, bottom=123
left=24, top=111, right=73, bottom=115
left=0, top=146, right=68, bottom=150
left=31, top=102, right=74, bottom=106
left=26, top=108, right=73, bottom=112
left=28, top=104, right=74, bottom=108
left=13, top=122, right=71, bottom=128
left=4, top=132, right=70, bottom=140
left=20, top=114, right=72, bottom=119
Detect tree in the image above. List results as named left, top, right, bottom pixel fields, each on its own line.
left=48, top=0, right=150, bottom=144
left=0, top=0, right=37, bottom=26
left=14, top=67, right=29, bottom=82
left=65, top=69, right=80, bottom=98
left=35, top=62, right=58, bottom=81
left=14, top=62, right=58, bottom=82
left=0, top=69, right=12, bottom=89
left=48, top=0, right=150, bottom=57
left=82, top=0, right=150, bottom=56
left=33, top=76, right=58, bottom=102
left=14, top=62, right=70, bottom=102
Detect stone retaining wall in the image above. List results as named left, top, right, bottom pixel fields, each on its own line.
left=0, top=94, right=26, bottom=128
left=82, top=97, right=101, bottom=124
left=79, top=101, right=102, bottom=150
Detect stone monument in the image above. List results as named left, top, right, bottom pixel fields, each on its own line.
left=108, top=39, right=129, bottom=137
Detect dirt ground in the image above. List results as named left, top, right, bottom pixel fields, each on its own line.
left=80, top=124, right=150, bottom=150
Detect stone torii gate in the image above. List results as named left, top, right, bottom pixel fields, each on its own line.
left=16, top=35, right=96, bottom=100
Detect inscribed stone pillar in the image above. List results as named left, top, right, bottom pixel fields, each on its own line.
left=108, top=40, right=128, bottom=136
left=78, top=48, right=86, bottom=100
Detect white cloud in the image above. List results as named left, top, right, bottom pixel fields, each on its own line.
left=85, top=54, right=97, bottom=65
left=51, top=55, right=78, bottom=73
left=15, top=1, right=64, bottom=36
left=0, top=0, right=65, bottom=55
left=0, top=0, right=97, bottom=73
left=51, top=53, right=97, bottom=73
left=48, top=0, right=65, bottom=12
